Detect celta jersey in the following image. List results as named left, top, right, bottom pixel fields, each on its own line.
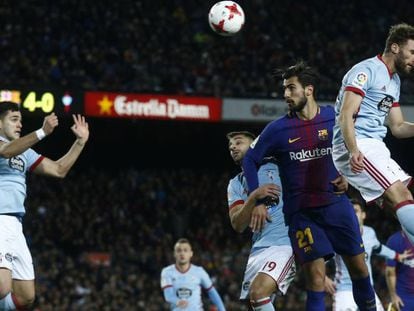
left=333, top=55, right=401, bottom=145
left=227, top=162, right=290, bottom=249
left=0, top=135, right=44, bottom=215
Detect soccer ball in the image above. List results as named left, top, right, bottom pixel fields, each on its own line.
left=208, top=1, right=245, bottom=36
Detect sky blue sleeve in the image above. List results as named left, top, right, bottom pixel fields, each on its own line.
left=163, top=286, right=178, bottom=306
left=242, top=121, right=278, bottom=193
left=207, top=287, right=226, bottom=311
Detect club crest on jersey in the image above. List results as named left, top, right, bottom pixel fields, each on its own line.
left=9, top=156, right=25, bottom=172
left=377, top=95, right=394, bottom=113
left=352, top=72, right=368, bottom=88
left=317, top=129, right=329, bottom=141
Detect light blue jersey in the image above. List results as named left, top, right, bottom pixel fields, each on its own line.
left=160, top=264, right=214, bottom=311
left=334, top=225, right=396, bottom=291
left=333, top=55, right=401, bottom=145
left=227, top=162, right=290, bottom=249
left=0, top=136, right=43, bottom=215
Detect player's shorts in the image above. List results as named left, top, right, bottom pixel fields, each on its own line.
left=332, top=139, right=411, bottom=203
left=0, top=215, right=34, bottom=280
left=333, top=290, right=384, bottom=311
left=396, top=293, right=414, bottom=311
left=239, top=245, right=296, bottom=300
left=288, top=198, right=364, bottom=265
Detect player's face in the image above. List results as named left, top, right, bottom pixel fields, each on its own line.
left=353, top=203, right=366, bottom=227
left=394, top=39, right=414, bottom=76
left=0, top=110, right=22, bottom=140
left=174, top=242, right=193, bottom=265
left=229, top=135, right=253, bottom=165
left=283, top=77, right=307, bottom=112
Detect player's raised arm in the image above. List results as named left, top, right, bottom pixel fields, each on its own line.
left=0, top=104, right=58, bottom=158
left=33, top=114, right=89, bottom=178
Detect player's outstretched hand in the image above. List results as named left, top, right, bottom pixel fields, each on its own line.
left=324, top=276, right=336, bottom=295
left=331, top=175, right=348, bottom=194
left=252, top=184, right=280, bottom=201
left=398, top=249, right=413, bottom=262
left=42, top=112, right=59, bottom=135
left=71, top=114, right=89, bottom=144
left=389, top=293, right=404, bottom=311
left=250, top=204, right=269, bottom=233
left=350, top=150, right=364, bottom=174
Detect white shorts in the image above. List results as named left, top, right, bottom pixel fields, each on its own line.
left=333, top=290, right=384, bottom=311
left=239, top=245, right=295, bottom=300
left=0, top=215, right=34, bottom=280
left=333, top=138, right=411, bottom=203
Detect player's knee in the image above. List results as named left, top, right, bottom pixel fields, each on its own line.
left=249, top=284, right=271, bottom=301
left=249, top=274, right=276, bottom=300
left=13, top=293, right=35, bottom=309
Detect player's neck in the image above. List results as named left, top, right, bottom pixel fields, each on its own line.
left=175, top=262, right=191, bottom=272
left=296, top=101, right=319, bottom=121
left=380, top=53, right=396, bottom=74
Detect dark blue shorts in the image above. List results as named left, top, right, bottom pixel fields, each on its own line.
left=398, top=294, right=414, bottom=311
left=288, top=198, right=364, bottom=265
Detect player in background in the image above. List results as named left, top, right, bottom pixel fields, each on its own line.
left=242, top=62, right=377, bottom=310
left=385, top=230, right=414, bottom=311
left=160, top=238, right=226, bottom=311
left=325, top=199, right=412, bottom=311
left=332, top=23, right=414, bottom=244
left=227, top=131, right=295, bottom=311
left=0, top=101, right=89, bottom=310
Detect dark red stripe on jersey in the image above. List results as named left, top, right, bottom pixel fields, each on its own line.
left=345, top=86, right=365, bottom=97
left=377, top=54, right=393, bottom=78
left=205, top=285, right=213, bottom=291
left=161, top=285, right=172, bottom=290
left=251, top=298, right=272, bottom=307
left=229, top=200, right=244, bottom=210
left=392, top=102, right=400, bottom=107
left=395, top=200, right=414, bottom=211
left=29, top=155, right=45, bottom=172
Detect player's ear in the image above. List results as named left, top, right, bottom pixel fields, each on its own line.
left=391, top=43, right=399, bottom=54
left=305, top=85, right=314, bottom=97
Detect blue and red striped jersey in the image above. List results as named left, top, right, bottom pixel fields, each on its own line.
left=242, top=105, right=344, bottom=222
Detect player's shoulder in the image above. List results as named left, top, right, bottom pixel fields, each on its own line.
left=161, top=264, right=176, bottom=273
left=229, top=172, right=244, bottom=186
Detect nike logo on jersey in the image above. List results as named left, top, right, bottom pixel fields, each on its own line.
left=288, top=137, right=301, bottom=143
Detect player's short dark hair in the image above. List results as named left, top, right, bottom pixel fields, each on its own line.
left=384, top=23, right=414, bottom=52
left=226, top=131, right=256, bottom=141
left=175, top=238, right=191, bottom=246
left=0, top=101, right=20, bottom=119
left=274, top=61, right=320, bottom=99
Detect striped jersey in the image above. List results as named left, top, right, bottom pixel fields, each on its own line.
left=242, top=105, right=343, bottom=223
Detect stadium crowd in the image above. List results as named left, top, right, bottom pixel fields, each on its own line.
left=1, top=0, right=413, bottom=101
left=23, top=168, right=399, bottom=310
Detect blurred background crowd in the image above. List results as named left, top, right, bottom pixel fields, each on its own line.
left=2, top=0, right=414, bottom=310
left=24, top=168, right=400, bottom=310
left=1, top=0, right=414, bottom=101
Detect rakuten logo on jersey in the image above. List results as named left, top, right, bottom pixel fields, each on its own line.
left=289, top=147, right=332, bottom=162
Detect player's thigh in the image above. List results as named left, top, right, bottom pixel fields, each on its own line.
left=0, top=268, right=12, bottom=297
left=341, top=252, right=368, bottom=279
left=335, top=139, right=411, bottom=203
left=323, top=200, right=364, bottom=257
left=252, top=246, right=295, bottom=296
left=333, top=290, right=358, bottom=311
left=288, top=212, right=334, bottom=265
left=12, top=279, right=35, bottom=305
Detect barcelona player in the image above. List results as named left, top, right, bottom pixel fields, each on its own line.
left=242, top=62, right=376, bottom=310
